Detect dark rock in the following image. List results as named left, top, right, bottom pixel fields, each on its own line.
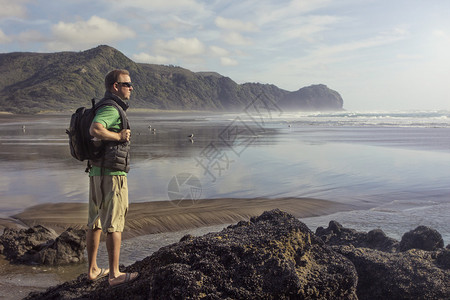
left=38, top=228, right=87, bottom=265
left=147, top=211, right=357, bottom=299
left=179, top=234, right=194, bottom=242
left=316, top=220, right=399, bottom=252
left=399, top=225, right=444, bottom=251
left=24, top=213, right=450, bottom=300
left=316, top=221, right=449, bottom=299
left=0, top=225, right=86, bottom=265
left=336, top=246, right=450, bottom=300
left=436, top=249, right=450, bottom=269
left=26, top=210, right=358, bottom=300
left=0, top=225, right=57, bottom=263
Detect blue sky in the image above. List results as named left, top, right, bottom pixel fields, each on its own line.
left=1, top=0, right=449, bottom=110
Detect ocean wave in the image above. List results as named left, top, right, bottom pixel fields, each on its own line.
left=236, top=110, right=450, bottom=128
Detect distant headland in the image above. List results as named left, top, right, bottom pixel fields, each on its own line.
left=0, top=45, right=344, bottom=114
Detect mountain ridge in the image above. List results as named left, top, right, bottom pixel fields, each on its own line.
left=0, top=45, right=344, bottom=114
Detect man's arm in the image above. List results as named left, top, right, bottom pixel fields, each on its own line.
left=89, top=122, right=130, bottom=142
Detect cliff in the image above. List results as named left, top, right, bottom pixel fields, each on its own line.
left=0, top=45, right=344, bottom=113
left=279, top=84, right=344, bottom=111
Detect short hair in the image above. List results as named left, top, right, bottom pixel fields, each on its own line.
left=104, top=69, right=130, bottom=90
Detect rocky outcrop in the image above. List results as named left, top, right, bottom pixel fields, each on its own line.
left=0, top=225, right=86, bottom=265
left=316, top=220, right=400, bottom=252
left=278, top=84, right=344, bottom=111
left=26, top=210, right=358, bottom=299
left=338, top=246, right=449, bottom=300
left=399, top=225, right=444, bottom=251
left=24, top=211, right=449, bottom=300
left=316, top=221, right=450, bottom=300
left=146, top=210, right=357, bottom=299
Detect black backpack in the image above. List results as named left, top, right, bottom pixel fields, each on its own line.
left=66, top=98, right=127, bottom=171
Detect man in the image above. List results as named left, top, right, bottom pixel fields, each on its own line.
left=86, top=69, right=138, bottom=287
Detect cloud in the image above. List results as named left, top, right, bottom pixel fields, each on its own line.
left=248, top=0, right=341, bottom=46
left=108, top=0, right=207, bottom=14
left=161, top=19, right=194, bottom=31
left=396, top=54, right=423, bottom=60
left=0, top=29, right=11, bottom=43
left=248, top=26, right=411, bottom=91
left=47, top=16, right=135, bottom=51
left=215, top=16, right=258, bottom=32
left=220, top=57, right=238, bottom=66
left=0, top=29, right=46, bottom=45
left=222, top=32, right=252, bottom=46
left=316, top=27, right=409, bottom=56
left=432, top=30, right=448, bottom=39
left=281, top=15, right=341, bottom=42
left=258, top=0, right=333, bottom=24
left=209, top=45, right=229, bottom=57
left=0, top=0, right=29, bottom=19
left=153, top=37, right=205, bottom=56
left=16, top=30, right=48, bottom=43
left=132, top=52, right=171, bottom=64
left=209, top=45, right=238, bottom=66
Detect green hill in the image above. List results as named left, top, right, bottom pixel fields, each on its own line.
left=0, top=45, right=343, bottom=114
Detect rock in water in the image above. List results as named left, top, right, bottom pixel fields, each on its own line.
left=337, top=246, right=450, bottom=300
left=316, top=221, right=450, bottom=300
left=399, top=225, right=444, bottom=251
left=316, top=220, right=399, bottom=252
left=38, top=228, right=87, bottom=265
left=0, top=225, right=58, bottom=263
left=0, top=225, right=86, bottom=265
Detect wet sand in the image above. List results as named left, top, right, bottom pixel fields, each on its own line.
left=0, top=197, right=353, bottom=299
left=8, top=197, right=352, bottom=238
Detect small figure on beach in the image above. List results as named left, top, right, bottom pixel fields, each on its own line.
left=85, top=69, right=139, bottom=287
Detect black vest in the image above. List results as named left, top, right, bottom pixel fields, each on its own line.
left=90, top=92, right=131, bottom=173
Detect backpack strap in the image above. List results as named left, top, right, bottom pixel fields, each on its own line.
left=94, top=98, right=129, bottom=130
left=84, top=98, right=128, bottom=173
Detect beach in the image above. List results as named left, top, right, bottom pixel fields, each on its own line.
left=9, top=197, right=351, bottom=237
left=0, top=197, right=351, bottom=299
left=1, top=110, right=450, bottom=298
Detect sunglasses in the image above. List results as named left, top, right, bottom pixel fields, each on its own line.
left=117, top=82, right=133, bottom=88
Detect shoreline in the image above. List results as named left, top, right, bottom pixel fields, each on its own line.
left=6, top=197, right=353, bottom=239
left=0, top=109, right=219, bottom=117
left=0, top=197, right=354, bottom=299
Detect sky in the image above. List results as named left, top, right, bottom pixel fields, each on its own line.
left=0, top=0, right=449, bottom=111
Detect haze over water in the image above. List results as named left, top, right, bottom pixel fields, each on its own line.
left=0, top=110, right=449, bottom=245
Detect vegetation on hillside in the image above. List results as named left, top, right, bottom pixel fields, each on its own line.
left=0, top=45, right=343, bottom=114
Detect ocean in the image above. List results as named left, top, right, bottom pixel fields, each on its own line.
left=0, top=109, right=449, bottom=246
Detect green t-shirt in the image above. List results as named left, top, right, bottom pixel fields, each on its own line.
left=89, top=106, right=127, bottom=177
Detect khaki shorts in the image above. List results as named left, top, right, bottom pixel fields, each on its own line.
left=88, top=175, right=128, bottom=233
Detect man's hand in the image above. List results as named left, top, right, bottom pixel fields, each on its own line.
left=118, top=129, right=131, bottom=142
left=90, top=122, right=131, bottom=142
